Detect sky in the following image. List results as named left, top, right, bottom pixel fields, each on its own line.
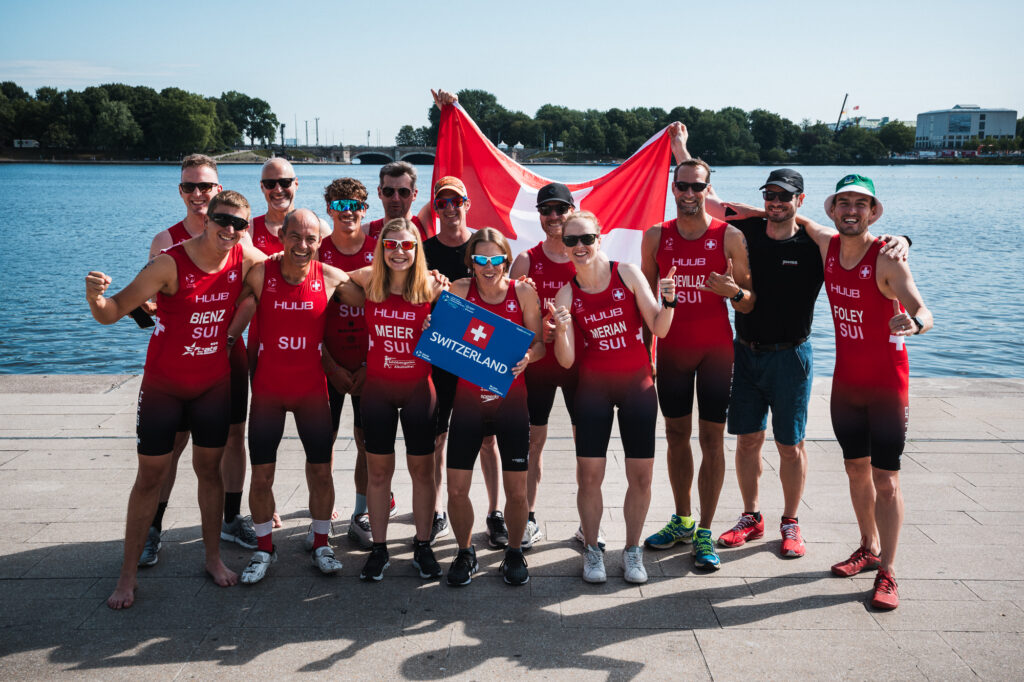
left=3, top=0, right=1021, bottom=146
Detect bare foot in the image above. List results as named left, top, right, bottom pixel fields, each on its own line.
left=272, top=511, right=283, bottom=529
left=206, top=559, right=239, bottom=587
left=330, top=508, right=340, bottom=522
left=107, top=577, right=138, bottom=610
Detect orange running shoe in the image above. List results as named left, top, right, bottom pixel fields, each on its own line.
left=717, top=512, right=764, bottom=548
left=831, top=546, right=881, bottom=577
left=780, top=519, right=806, bottom=557
left=871, top=569, right=899, bottom=609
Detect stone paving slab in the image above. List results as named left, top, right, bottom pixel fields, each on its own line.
left=0, top=375, right=1021, bottom=679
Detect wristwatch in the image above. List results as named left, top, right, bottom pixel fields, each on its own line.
left=911, top=316, right=924, bottom=334
left=731, top=289, right=745, bottom=303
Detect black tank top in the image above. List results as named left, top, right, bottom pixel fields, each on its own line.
left=730, top=217, right=823, bottom=345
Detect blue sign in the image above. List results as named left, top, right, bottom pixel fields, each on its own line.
left=414, top=291, right=534, bottom=397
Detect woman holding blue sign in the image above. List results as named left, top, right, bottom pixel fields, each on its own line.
left=549, top=211, right=678, bottom=586
left=440, top=228, right=545, bottom=588
left=346, top=218, right=447, bottom=583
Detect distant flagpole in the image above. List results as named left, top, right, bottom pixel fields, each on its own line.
left=834, top=93, right=849, bottom=134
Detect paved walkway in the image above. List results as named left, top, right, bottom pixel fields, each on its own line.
left=0, top=375, right=1021, bottom=679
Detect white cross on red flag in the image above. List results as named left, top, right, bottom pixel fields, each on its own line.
left=432, top=103, right=673, bottom=263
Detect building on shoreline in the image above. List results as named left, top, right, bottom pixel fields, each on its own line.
left=915, top=105, right=1017, bottom=150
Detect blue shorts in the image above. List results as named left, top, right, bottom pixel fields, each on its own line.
left=727, top=340, right=812, bottom=446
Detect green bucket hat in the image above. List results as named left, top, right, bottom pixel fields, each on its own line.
left=824, top=173, right=883, bottom=221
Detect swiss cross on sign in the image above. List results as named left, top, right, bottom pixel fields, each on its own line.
left=463, top=319, right=494, bottom=349
left=859, top=265, right=872, bottom=279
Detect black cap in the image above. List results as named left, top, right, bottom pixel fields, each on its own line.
left=759, top=169, right=804, bottom=194
left=536, top=182, right=574, bottom=208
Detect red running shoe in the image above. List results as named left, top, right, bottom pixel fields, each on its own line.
left=780, top=520, right=806, bottom=557
left=871, top=569, right=899, bottom=609
left=717, top=513, right=765, bottom=548
left=831, top=546, right=881, bottom=577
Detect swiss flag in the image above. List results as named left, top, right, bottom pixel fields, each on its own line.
left=432, top=103, right=673, bottom=263
left=463, top=319, right=494, bottom=349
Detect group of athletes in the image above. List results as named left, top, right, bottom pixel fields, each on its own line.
left=86, top=92, right=932, bottom=612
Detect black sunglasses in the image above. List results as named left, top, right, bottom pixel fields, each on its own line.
left=261, top=178, right=296, bottom=190
left=674, top=181, right=708, bottom=193
left=179, top=182, right=218, bottom=193
left=209, top=213, right=249, bottom=231
left=538, top=204, right=571, bottom=216
left=381, top=186, right=413, bottom=198
left=562, top=233, right=598, bottom=247
left=762, top=190, right=796, bottom=202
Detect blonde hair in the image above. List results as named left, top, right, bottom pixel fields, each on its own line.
left=464, top=227, right=512, bottom=274
left=565, top=210, right=601, bottom=233
left=366, top=218, right=433, bottom=304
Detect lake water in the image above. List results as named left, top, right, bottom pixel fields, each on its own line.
left=0, top=163, right=1021, bottom=377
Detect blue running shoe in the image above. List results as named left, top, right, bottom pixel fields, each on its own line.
left=692, top=528, right=721, bottom=571
left=644, top=514, right=695, bottom=550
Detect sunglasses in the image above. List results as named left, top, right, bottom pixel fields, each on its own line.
left=330, top=199, right=368, bottom=212
left=538, top=204, right=571, bottom=217
left=260, top=178, right=296, bottom=190
left=762, top=190, right=796, bottom=202
left=383, top=239, right=417, bottom=251
left=562, top=233, right=598, bottom=247
left=433, top=196, right=467, bottom=210
left=209, top=213, right=249, bottom=231
left=381, top=186, right=413, bottom=198
left=674, top=181, right=708, bottom=193
left=179, top=182, right=218, bottom=194
left=471, top=254, right=507, bottom=267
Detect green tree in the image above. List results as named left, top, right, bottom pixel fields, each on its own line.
left=836, top=125, right=886, bottom=163
left=565, top=125, right=584, bottom=151
left=877, top=121, right=914, bottom=154
left=395, top=125, right=419, bottom=145
left=153, top=88, right=218, bottom=155
left=42, top=121, right=74, bottom=149
left=0, top=91, right=13, bottom=144
left=749, top=109, right=799, bottom=157
left=606, top=123, right=627, bottom=158
left=93, top=100, right=142, bottom=149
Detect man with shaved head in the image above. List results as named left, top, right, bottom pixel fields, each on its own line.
left=237, top=208, right=365, bottom=584
left=252, top=158, right=299, bottom=254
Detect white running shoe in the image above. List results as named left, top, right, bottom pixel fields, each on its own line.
left=522, top=519, right=542, bottom=549
left=582, top=545, right=607, bottom=584
left=574, top=525, right=606, bottom=551
left=220, top=514, right=258, bottom=549
left=312, top=545, right=343, bottom=575
left=347, top=513, right=373, bottom=550
left=303, top=522, right=336, bottom=552
left=240, top=549, right=277, bottom=584
left=622, top=545, right=648, bottom=584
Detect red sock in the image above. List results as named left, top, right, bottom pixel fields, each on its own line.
left=313, top=532, right=328, bottom=549
left=257, top=532, right=273, bottom=553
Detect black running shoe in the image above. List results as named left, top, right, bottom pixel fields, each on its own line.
left=429, top=512, right=449, bottom=546
left=412, top=540, right=442, bottom=579
left=446, top=547, right=479, bottom=587
left=500, top=547, right=530, bottom=586
left=359, top=544, right=390, bottom=582
left=486, top=510, right=509, bottom=548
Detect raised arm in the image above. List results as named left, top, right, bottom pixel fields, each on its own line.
left=86, top=254, right=177, bottom=325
